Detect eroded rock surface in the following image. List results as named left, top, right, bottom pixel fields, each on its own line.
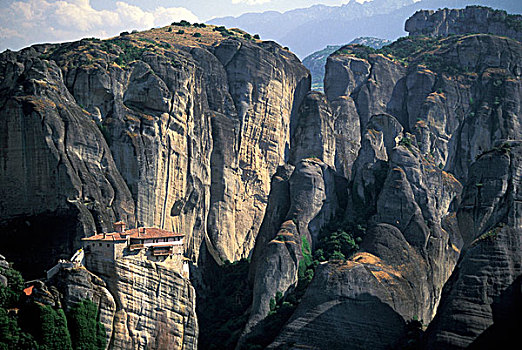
left=269, top=114, right=462, bottom=349
left=240, top=158, right=347, bottom=346
left=54, top=258, right=198, bottom=350
left=406, top=6, right=522, bottom=41
left=424, top=142, right=522, bottom=349
left=0, top=27, right=310, bottom=274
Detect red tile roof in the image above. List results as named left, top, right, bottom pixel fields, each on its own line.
left=82, top=232, right=128, bottom=242
left=82, top=227, right=183, bottom=242
left=126, top=227, right=183, bottom=239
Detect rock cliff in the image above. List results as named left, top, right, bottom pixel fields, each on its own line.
left=267, top=114, right=462, bottom=350
left=0, top=24, right=309, bottom=275
left=48, top=257, right=198, bottom=350
left=424, top=141, right=522, bottom=349
left=1, top=7, right=521, bottom=350
left=327, top=32, right=521, bottom=182
left=246, top=7, right=521, bottom=350
left=0, top=23, right=309, bottom=350
left=239, top=158, right=347, bottom=345
left=406, top=6, right=522, bottom=42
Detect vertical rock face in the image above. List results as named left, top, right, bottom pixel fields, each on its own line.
left=405, top=6, right=522, bottom=41
left=266, top=7, right=522, bottom=348
left=269, top=115, right=462, bottom=349
left=53, top=259, right=198, bottom=350
left=206, top=39, right=310, bottom=262
left=0, top=48, right=135, bottom=275
left=325, top=51, right=406, bottom=179
left=2, top=8, right=522, bottom=350
left=327, top=34, right=522, bottom=181
left=0, top=27, right=310, bottom=349
left=104, top=259, right=198, bottom=350
left=241, top=158, right=347, bottom=345
left=289, top=91, right=335, bottom=166
left=0, top=28, right=310, bottom=272
left=424, top=142, right=522, bottom=349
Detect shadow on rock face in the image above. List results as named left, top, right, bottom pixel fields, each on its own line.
left=0, top=210, right=80, bottom=279
left=268, top=293, right=406, bottom=350
left=468, top=275, right=522, bottom=350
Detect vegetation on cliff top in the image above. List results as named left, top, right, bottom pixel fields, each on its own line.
left=335, top=34, right=488, bottom=75
left=0, top=266, right=106, bottom=350
left=38, top=21, right=263, bottom=71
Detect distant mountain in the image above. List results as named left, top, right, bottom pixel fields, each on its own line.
left=303, top=37, right=391, bottom=91
left=209, top=0, right=522, bottom=57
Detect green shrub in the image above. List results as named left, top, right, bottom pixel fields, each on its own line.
left=213, top=26, right=233, bottom=37
left=38, top=305, right=72, bottom=350
left=109, top=39, right=145, bottom=66
left=177, top=29, right=185, bottom=34
left=193, top=32, right=202, bottom=38
left=0, top=268, right=24, bottom=308
left=0, top=308, right=38, bottom=350
left=172, top=20, right=191, bottom=27
left=67, top=300, right=106, bottom=350
left=253, top=34, right=260, bottom=39
left=400, top=136, right=413, bottom=148
left=96, top=123, right=112, bottom=146
left=313, top=216, right=364, bottom=264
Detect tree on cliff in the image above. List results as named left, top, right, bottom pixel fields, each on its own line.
left=38, top=305, right=73, bottom=350
left=67, top=299, right=106, bottom=350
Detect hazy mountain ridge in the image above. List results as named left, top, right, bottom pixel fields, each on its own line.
left=210, top=0, right=521, bottom=57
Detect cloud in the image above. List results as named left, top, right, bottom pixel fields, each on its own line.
left=231, top=0, right=272, bottom=5
left=0, top=0, right=199, bottom=52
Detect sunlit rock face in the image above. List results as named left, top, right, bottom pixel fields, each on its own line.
left=0, top=27, right=309, bottom=273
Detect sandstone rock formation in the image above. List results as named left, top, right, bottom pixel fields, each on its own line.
left=0, top=46, right=135, bottom=275
left=327, top=33, right=522, bottom=181
left=53, top=258, right=198, bottom=350
left=1, top=7, right=521, bottom=350
left=289, top=91, right=335, bottom=166
left=0, top=24, right=309, bottom=276
left=205, top=39, right=309, bottom=262
left=240, top=158, right=347, bottom=345
left=424, top=141, right=522, bottom=349
left=247, top=8, right=521, bottom=350
left=268, top=114, right=462, bottom=349
left=406, top=6, right=522, bottom=42
left=0, top=24, right=309, bottom=349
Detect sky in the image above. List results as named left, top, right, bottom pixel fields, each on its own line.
left=0, top=0, right=363, bottom=52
